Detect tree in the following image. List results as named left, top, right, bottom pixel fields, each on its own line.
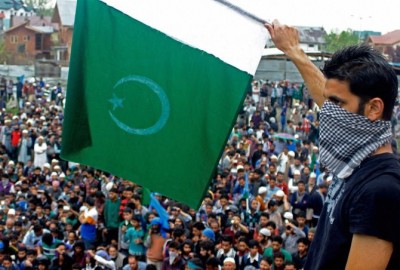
left=0, top=39, right=10, bottom=64
left=324, top=30, right=359, bottom=53
left=24, top=0, right=54, bottom=16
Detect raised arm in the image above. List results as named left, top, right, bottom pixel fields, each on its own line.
left=265, top=20, right=326, bottom=107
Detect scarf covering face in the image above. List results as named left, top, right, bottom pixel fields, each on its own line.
left=319, top=100, right=392, bottom=179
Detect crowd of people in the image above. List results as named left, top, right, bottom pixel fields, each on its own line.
left=0, top=74, right=397, bottom=270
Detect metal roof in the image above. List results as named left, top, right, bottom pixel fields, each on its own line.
left=56, top=0, right=76, bottom=27
left=28, top=25, right=54, bottom=33
left=369, top=30, right=400, bottom=45
left=296, top=26, right=326, bottom=44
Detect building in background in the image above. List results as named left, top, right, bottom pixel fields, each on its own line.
left=3, top=14, right=53, bottom=64
left=51, top=0, right=76, bottom=65
left=0, top=0, right=35, bottom=31
left=367, top=30, right=400, bottom=62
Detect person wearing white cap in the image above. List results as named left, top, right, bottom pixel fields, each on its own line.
left=7, top=160, right=14, bottom=168
left=270, top=155, right=278, bottom=168
left=307, top=172, right=317, bottom=194
left=274, top=189, right=290, bottom=215
left=7, top=208, right=16, bottom=216
left=290, top=157, right=304, bottom=177
left=256, top=186, right=268, bottom=211
left=50, top=171, right=58, bottom=181
left=277, top=147, right=289, bottom=174
left=2, top=119, right=12, bottom=155
left=17, top=129, right=32, bottom=164
left=223, top=257, right=236, bottom=270
left=257, top=228, right=272, bottom=250
left=288, top=170, right=301, bottom=196
left=51, top=158, right=59, bottom=164
left=33, top=136, right=48, bottom=169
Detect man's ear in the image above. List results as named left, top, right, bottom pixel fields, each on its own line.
left=365, top=98, right=384, bottom=121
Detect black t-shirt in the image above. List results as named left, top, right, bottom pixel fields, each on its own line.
left=305, top=153, right=400, bottom=270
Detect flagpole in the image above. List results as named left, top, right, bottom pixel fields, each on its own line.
left=213, top=0, right=271, bottom=25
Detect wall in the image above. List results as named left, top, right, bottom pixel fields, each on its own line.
left=5, top=26, right=52, bottom=64
left=254, top=58, right=327, bottom=82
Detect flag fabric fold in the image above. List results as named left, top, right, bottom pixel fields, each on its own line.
left=149, top=193, right=170, bottom=232
left=61, top=0, right=267, bottom=208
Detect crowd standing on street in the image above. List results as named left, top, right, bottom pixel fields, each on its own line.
left=0, top=51, right=398, bottom=270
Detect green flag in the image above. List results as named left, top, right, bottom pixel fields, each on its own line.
left=61, top=0, right=267, bottom=208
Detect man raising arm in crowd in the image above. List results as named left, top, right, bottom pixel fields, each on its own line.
left=265, top=20, right=400, bottom=270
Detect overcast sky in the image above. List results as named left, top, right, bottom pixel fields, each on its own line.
left=230, top=0, right=399, bottom=34
left=52, top=0, right=399, bottom=34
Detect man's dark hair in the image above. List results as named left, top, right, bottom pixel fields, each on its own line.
left=323, top=44, right=398, bottom=120
left=125, top=186, right=134, bottom=192
left=172, top=228, right=185, bottom=239
left=273, top=251, right=284, bottom=260
left=85, top=196, right=95, bottom=207
left=33, top=224, right=42, bottom=233
left=132, top=194, right=141, bottom=201
left=192, top=222, right=205, bottom=231
left=266, top=221, right=276, bottom=230
left=208, top=213, right=217, bottom=220
left=237, top=236, right=248, bottom=246
left=271, top=235, right=283, bottom=245
left=181, top=239, right=193, bottom=250
left=297, top=237, right=310, bottom=247
left=42, top=233, right=53, bottom=246
left=296, top=211, right=306, bottom=219
left=260, top=212, right=270, bottom=219
left=56, top=242, right=66, bottom=248
left=199, top=240, right=214, bottom=252
left=2, top=255, right=12, bottom=263
left=248, top=239, right=259, bottom=249
left=168, top=241, right=180, bottom=250
left=206, top=257, right=220, bottom=267
left=220, top=234, right=233, bottom=244
left=261, top=256, right=272, bottom=265
left=219, top=194, right=229, bottom=201
left=85, top=168, right=94, bottom=176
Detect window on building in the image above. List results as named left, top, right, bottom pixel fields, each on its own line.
left=23, top=35, right=30, bottom=42
left=10, top=35, right=18, bottom=44
left=35, top=33, right=42, bottom=50
left=17, top=44, right=25, bottom=54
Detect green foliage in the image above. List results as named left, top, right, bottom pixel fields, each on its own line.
left=6, top=107, right=19, bottom=115
left=0, top=39, right=9, bottom=64
left=24, top=0, right=54, bottom=16
left=324, top=30, right=359, bottom=53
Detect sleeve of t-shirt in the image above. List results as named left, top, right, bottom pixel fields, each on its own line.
left=349, top=174, right=400, bottom=244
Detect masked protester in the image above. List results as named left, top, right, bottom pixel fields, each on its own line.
left=161, top=241, right=185, bottom=270
left=266, top=22, right=400, bottom=269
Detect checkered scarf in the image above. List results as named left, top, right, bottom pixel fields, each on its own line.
left=319, top=101, right=392, bottom=179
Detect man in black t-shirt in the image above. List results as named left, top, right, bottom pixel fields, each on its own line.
left=266, top=21, right=400, bottom=269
